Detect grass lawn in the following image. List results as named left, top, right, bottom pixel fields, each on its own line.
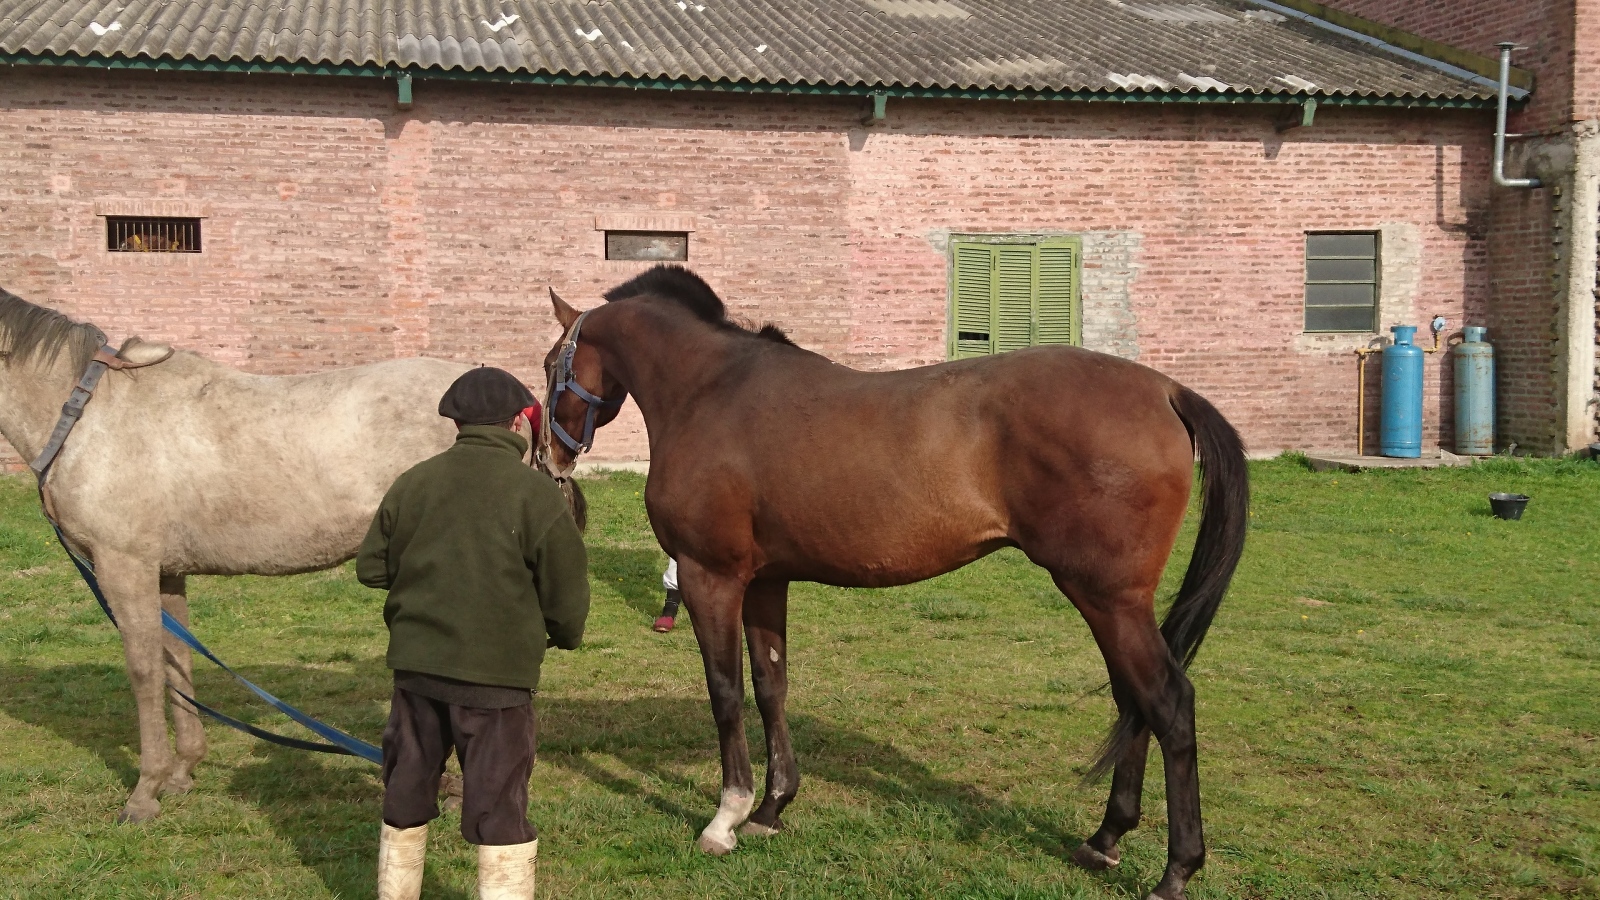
left=0, top=456, right=1596, bottom=899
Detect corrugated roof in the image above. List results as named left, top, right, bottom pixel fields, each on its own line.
left=0, top=0, right=1503, bottom=102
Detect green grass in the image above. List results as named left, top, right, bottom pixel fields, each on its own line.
left=0, top=456, right=1597, bottom=898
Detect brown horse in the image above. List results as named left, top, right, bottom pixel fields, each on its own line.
left=538, top=266, right=1247, bottom=900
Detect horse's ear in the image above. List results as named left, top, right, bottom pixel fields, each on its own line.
left=549, top=288, right=580, bottom=329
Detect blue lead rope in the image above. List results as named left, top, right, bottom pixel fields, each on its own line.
left=43, top=508, right=382, bottom=765
left=28, top=342, right=381, bottom=765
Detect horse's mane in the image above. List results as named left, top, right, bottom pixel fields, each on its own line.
left=602, top=265, right=796, bottom=347
left=0, top=288, right=106, bottom=372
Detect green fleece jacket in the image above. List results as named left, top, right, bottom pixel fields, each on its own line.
left=356, top=426, right=590, bottom=690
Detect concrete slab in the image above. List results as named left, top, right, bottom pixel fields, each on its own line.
left=1305, top=450, right=1480, bottom=473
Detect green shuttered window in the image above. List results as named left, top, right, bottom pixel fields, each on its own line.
left=949, top=238, right=1081, bottom=359
left=1304, top=232, right=1379, bottom=333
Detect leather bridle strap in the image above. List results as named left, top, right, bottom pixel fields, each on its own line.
left=30, top=346, right=149, bottom=479
left=538, top=309, right=625, bottom=476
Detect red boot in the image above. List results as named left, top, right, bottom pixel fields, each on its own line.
left=653, top=588, right=682, bottom=633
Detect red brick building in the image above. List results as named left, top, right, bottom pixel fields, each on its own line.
left=0, top=0, right=1591, bottom=466
left=1318, top=0, right=1599, bottom=455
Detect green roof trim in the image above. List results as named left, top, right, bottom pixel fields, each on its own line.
left=0, top=50, right=1506, bottom=110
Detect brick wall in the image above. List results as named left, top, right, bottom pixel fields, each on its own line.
left=1, top=68, right=1495, bottom=466
left=1321, top=0, right=1587, bottom=451
left=1320, top=0, right=1576, bottom=132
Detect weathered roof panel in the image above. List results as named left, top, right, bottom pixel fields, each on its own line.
left=0, top=0, right=1505, bottom=101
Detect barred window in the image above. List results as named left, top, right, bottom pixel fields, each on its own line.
left=106, top=217, right=202, bottom=253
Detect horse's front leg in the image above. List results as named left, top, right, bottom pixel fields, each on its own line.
left=740, top=578, right=797, bottom=835
left=96, top=550, right=176, bottom=823
left=679, top=560, right=755, bottom=855
left=159, top=575, right=206, bottom=795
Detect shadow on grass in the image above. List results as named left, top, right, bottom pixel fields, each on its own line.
left=0, top=660, right=399, bottom=898
left=0, top=661, right=140, bottom=788
left=588, top=544, right=672, bottom=619
left=536, top=695, right=1128, bottom=886
left=0, top=662, right=1135, bottom=897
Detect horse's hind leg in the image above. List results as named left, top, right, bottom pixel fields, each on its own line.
left=1072, top=720, right=1151, bottom=871
left=96, top=551, right=176, bottom=823
left=160, top=575, right=206, bottom=795
left=680, top=561, right=756, bottom=855
left=1076, top=596, right=1204, bottom=900
left=740, top=579, right=797, bottom=835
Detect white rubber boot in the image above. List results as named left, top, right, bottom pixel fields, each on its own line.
left=377, top=822, right=428, bottom=900
left=478, top=838, right=537, bottom=900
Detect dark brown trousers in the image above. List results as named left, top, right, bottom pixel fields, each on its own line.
left=381, top=687, right=538, bottom=845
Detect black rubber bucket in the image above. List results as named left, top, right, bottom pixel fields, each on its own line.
left=1489, top=492, right=1530, bottom=520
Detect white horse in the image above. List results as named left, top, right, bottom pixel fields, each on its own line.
left=0, top=289, right=470, bottom=823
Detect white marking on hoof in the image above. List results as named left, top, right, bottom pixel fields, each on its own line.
left=1070, top=843, right=1120, bottom=870
left=697, top=787, right=753, bottom=855
left=739, top=821, right=780, bottom=836
left=697, top=830, right=736, bottom=855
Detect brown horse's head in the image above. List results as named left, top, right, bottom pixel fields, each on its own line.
left=537, top=289, right=627, bottom=480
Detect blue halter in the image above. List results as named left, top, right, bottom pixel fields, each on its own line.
left=542, top=309, right=625, bottom=459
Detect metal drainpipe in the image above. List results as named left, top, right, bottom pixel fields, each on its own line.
left=1494, top=42, right=1541, bottom=189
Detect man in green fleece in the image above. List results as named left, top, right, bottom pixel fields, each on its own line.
left=357, top=366, right=590, bottom=900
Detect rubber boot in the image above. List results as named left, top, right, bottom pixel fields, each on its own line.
left=377, top=822, right=427, bottom=900
left=478, top=838, right=537, bottom=900
left=653, top=588, right=682, bottom=633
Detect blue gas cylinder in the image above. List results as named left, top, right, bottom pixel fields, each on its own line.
left=1454, top=326, right=1495, bottom=455
left=1380, top=325, right=1424, bottom=458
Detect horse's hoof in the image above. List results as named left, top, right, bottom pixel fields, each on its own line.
left=1070, top=843, right=1120, bottom=870
left=1145, top=872, right=1189, bottom=900
left=696, top=831, right=737, bottom=855
left=739, top=820, right=782, bottom=837
left=160, top=774, right=194, bottom=796
left=116, top=801, right=160, bottom=824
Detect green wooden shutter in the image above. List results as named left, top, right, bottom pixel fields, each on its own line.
left=994, top=244, right=1036, bottom=353
left=1036, top=239, right=1080, bottom=346
left=951, top=237, right=1082, bottom=358
left=951, top=243, right=996, bottom=357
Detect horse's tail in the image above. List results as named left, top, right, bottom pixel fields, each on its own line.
left=1089, top=384, right=1248, bottom=780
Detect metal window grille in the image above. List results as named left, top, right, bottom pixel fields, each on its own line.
left=106, top=217, right=202, bottom=253
left=1304, top=232, right=1378, bottom=333
left=605, top=231, right=688, bottom=261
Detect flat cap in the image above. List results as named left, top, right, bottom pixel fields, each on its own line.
left=438, top=367, right=535, bottom=425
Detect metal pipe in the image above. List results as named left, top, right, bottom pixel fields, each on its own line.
left=1494, top=43, right=1541, bottom=189
left=1355, top=346, right=1381, bottom=455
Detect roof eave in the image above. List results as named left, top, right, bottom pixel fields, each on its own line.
left=0, top=51, right=1506, bottom=110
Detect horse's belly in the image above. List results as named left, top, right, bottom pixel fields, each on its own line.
left=758, top=505, right=1012, bottom=588
left=165, top=500, right=368, bottom=576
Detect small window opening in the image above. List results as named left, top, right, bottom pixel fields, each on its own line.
left=605, top=231, right=688, bottom=262
left=1304, top=232, right=1377, bottom=333
left=106, top=216, right=202, bottom=253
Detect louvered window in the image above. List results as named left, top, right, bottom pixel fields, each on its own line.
left=949, top=238, right=1080, bottom=358
left=1304, top=232, right=1378, bottom=332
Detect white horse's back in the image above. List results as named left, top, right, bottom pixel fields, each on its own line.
left=57, top=352, right=471, bottom=575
